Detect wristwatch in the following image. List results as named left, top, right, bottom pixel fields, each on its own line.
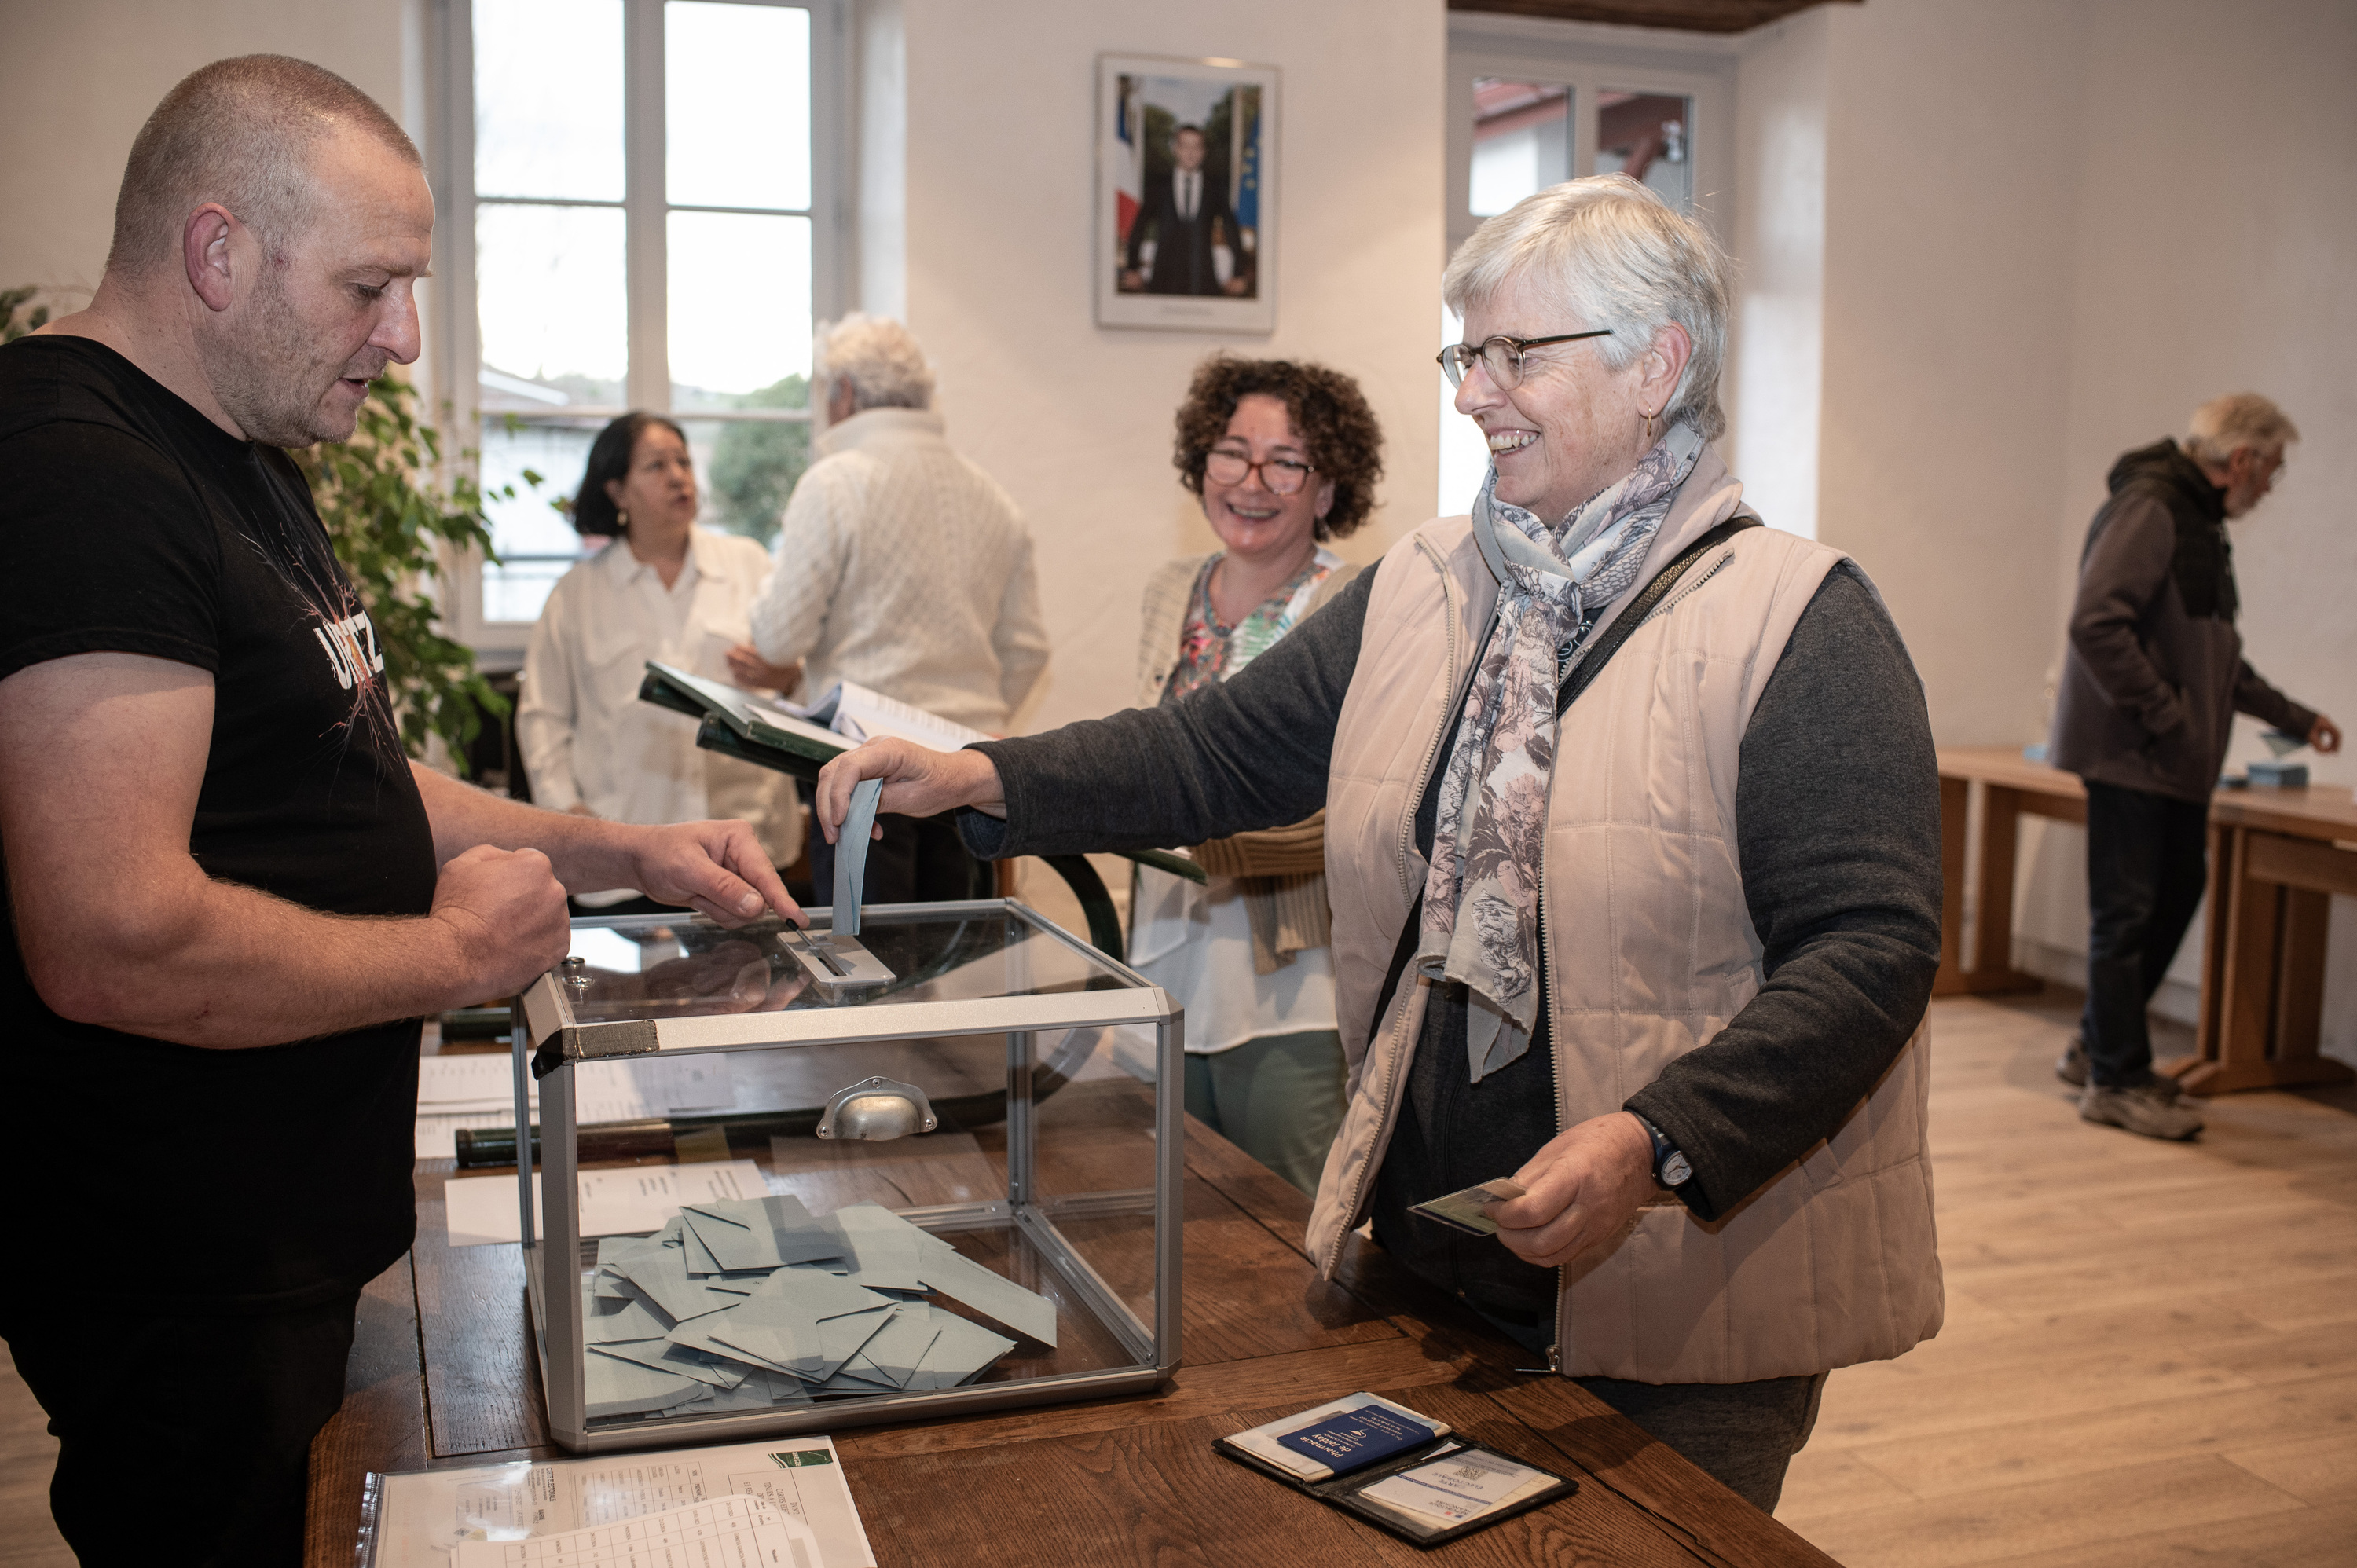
left=1633, top=1113, right=1694, bottom=1189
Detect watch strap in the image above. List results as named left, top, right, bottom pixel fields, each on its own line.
left=1633, top=1113, right=1694, bottom=1190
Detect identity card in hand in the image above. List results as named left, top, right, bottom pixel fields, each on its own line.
left=1406, top=1178, right=1527, bottom=1238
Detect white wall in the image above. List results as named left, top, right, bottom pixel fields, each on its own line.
left=2055, top=0, right=2356, bottom=789
left=1726, top=7, right=1829, bottom=540
left=893, top=0, right=1448, bottom=733
left=1736, top=0, right=2357, bottom=1054
left=0, top=1, right=412, bottom=306
left=10, top=0, right=2345, bottom=1050
left=1813, top=0, right=2091, bottom=748
left=2027, top=0, right=2357, bottom=1050
left=853, top=0, right=907, bottom=322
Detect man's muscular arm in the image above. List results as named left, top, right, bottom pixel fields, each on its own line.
left=408, top=764, right=797, bottom=926
left=0, top=652, right=571, bottom=1047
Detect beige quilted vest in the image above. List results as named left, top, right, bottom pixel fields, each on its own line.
left=1306, top=447, right=1943, bottom=1383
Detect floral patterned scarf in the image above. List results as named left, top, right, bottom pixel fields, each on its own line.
left=1417, top=421, right=1706, bottom=1081
left=1164, top=549, right=1336, bottom=704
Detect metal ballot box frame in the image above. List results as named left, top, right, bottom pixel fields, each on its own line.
left=511, top=899, right=1185, bottom=1453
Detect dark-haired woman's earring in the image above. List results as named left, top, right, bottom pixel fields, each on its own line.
left=618, top=507, right=630, bottom=532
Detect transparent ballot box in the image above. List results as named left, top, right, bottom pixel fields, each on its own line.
left=511, top=900, right=1182, bottom=1453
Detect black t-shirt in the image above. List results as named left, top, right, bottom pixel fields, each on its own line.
left=0, top=335, right=438, bottom=1313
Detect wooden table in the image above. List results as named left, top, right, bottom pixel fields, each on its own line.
left=2174, top=784, right=2357, bottom=1094
left=1934, top=746, right=2084, bottom=996
left=304, top=1118, right=1834, bottom=1567
left=1936, top=746, right=2354, bottom=1094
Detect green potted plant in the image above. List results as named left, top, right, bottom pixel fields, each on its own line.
left=291, top=376, right=534, bottom=777
left=2, top=284, right=57, bottom=340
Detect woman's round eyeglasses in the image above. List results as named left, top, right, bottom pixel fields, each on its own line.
left=1437, top=329, right=1615, bottom=390
left=1204, top=447, right=1316, bottom=495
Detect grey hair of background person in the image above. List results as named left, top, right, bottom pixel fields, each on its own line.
left=107, top=53, right=421, bottom=277
left=814, top=313, right=937, bottom=412
left=1441, top=174, right=1732, bottom=444
left=2184, top=392, right=2301, bottom=466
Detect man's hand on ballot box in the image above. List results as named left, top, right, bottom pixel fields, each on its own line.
left=621, top=817, right=805, bottom=929
left=428, top=844, right=572, bottom=999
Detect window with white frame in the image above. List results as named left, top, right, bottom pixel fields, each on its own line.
left=441, top=0, right=842, bottom=647
left=1438, top=20, right=1732, bottom=518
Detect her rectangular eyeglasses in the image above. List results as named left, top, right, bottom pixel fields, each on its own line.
left=1437, top=329, right=1615, bottom=390
left=1204, top=448, right=1316, bottom=495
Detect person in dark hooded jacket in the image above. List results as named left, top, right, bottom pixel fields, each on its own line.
left=2048, top=393, right=2340, bottom=1140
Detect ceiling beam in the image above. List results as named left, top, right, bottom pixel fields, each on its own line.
left=1448, top=0, right=1858, bottom=35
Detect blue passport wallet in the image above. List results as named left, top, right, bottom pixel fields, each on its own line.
left=1223, top=1393, right=1446, bottom=1481
left=1214, top=1394, right=1577, bottom=1549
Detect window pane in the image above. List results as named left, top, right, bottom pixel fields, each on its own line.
left=479, top=419, right=600, bottom=625
left=482, top=558, right=577, bottom=625
left=476, top=203, right=629, bottom=403
left=678, top=414, right=810, bottom=550
left=475, top=0, right=625, bottom=200
left=667, top=1, right=811, bottom=211
left=1471, top=79, right=1570, bottom=218
left=668, top=211, right=812, bottom=408
left=1596, top=91, right=1693, bottom=212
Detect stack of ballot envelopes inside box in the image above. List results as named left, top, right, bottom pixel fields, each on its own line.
left=579, top=1194, right=1059, bottom=1420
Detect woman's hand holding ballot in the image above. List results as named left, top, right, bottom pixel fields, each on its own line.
left=814, top=739, right=1007, bottom=843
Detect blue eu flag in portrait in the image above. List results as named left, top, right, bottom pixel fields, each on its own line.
left=1235, top=113, right=1259, bottom=233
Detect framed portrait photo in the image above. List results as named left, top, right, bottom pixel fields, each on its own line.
left=1096, top=53, right=1278, bottom=333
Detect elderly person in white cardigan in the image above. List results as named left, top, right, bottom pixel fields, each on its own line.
left=808, top=177, right=1945, bottom=1511
left=735, top=313, right=1049, bottom=903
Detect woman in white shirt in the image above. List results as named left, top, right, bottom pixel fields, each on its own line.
left=1128, top=356, right=1386, bottom=1193
left=519, top=412, right=804, bottom=911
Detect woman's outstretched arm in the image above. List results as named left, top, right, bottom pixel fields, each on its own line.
left=814, top=566, right=1377, bottom=855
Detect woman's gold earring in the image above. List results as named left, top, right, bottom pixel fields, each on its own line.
left=1644, top=409, right=1657, bottom=440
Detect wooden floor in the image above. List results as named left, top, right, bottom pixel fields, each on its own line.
left=1776, top=991, right=2357, bottom=1566
left=0, top=1341, right=66, bottom=1568
left=4, top=987, right=2350, bottom=1566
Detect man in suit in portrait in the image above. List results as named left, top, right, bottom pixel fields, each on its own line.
left=1121, top=123, right=1241, bottom=296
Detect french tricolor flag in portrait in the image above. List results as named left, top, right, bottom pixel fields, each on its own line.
left=1114, top=77, right=1143, bottom=244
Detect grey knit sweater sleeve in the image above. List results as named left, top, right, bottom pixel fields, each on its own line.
left=959, top=568, right=1371, bottom=858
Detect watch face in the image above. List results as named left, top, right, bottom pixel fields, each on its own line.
left=1661, top=1151, right=1693, bottom=1188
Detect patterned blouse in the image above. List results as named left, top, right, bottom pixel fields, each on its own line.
left=1162, top=550, right=1338, bottom=705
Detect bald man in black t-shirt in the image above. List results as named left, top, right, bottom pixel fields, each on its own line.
left=0, top=57, right=802, bottom=1566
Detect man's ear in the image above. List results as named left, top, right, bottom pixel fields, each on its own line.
left=185, top=204, right=240, bottom=313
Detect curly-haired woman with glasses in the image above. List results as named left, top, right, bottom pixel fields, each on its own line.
left=1126, top=354, right=1385, bottom=1194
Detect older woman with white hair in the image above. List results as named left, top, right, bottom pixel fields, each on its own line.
left=812, top=177, right=1944, bottom=1509
left=737, top=313, right=1049, bottom=903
